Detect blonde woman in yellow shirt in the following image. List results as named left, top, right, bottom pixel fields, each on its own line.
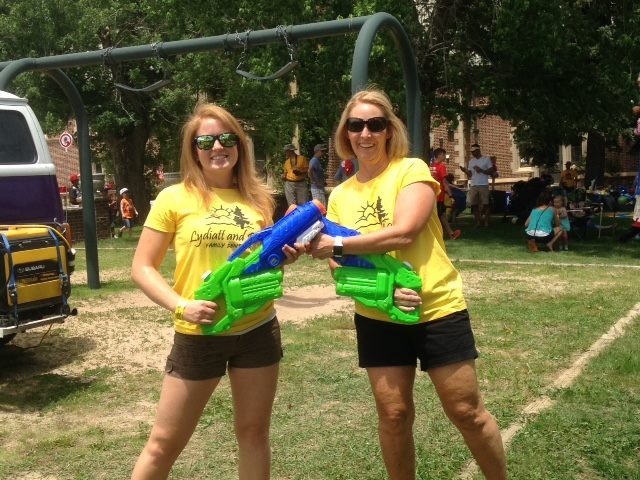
left=307, top=88, right=506, bottom=480
left=131, top=103, right=303, bottom=479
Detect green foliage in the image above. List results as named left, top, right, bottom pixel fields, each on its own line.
left=489, top=0, right=640, bottom=165
left=3, top=0, right=638, bottom=195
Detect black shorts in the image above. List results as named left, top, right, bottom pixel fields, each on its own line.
left=436, top=201, right=446, bottom=217
left=164, top=318, right=282, bottom=381
left=525, top=232, right=553, bottom=242
left=355, top=310, right=478, bottom=371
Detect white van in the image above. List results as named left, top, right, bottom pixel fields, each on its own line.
left=0, top=90, right=64, bottom=223
left=0, top=90, right=75, bottom=345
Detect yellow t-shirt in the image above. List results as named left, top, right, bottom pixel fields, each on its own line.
left=327, top=157, right=467, bottom=323
left=145, top=183, right=275, bottom=335
left=283, top=155, right=309, bottom=182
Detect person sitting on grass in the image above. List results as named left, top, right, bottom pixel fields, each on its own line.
left=524, top=190, right=562, bottom=252
left=553, top=194, right=570, bottom=251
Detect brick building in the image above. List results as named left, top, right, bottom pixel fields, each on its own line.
left=47, top=136, right=81, bottom=189
left=325, top=113, right=639, bottom=191
left=430, top=115, right=534, bottom=191
left=46, top=135, right=112, bottom=241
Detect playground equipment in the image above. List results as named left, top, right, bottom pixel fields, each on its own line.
left=0, top=12, right=422, bottom=289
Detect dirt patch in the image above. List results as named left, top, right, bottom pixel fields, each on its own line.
left=71, top=267, right=133, bottom=286
left=7, top=285, right=352, bottom=378
left=278, top=285, right=352, bottom=325
left=0, top=283, right=354, bottom=478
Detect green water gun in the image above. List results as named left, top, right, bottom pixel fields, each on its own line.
left=333, top=254, right=422, bottom=323
left=194, top=246, right=283, bottom=335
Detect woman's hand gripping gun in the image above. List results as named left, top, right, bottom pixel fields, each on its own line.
left=193, top=200, right=331, bottom=334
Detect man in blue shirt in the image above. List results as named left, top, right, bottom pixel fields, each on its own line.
left=308, top=143, right=327, bottom=206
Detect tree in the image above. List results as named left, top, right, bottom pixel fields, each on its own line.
left=489, top=0, right=640, bottom=184
left=0, top=0, right=425, bottom=214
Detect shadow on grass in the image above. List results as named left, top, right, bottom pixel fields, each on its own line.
left=0, top=371, right=97, bottom=412
left=0, top=330, right=97, bottom=412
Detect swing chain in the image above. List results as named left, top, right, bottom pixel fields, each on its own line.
left=234, top=26, right=298, bottom=81
left=276, top=25, right=296, bottom=62
left=235, top=30, right=251, bottom=71
left=101, top=46, right=115, bottom=66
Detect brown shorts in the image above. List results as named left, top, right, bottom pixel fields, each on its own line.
left=164, top=318, right=282, bottom=381
left=468, top=185, right=490, bottom=206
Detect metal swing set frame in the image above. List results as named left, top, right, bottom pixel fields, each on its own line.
left=0, top=12, right=422, bottom=289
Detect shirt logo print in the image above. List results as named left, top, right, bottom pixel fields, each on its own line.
left=355, top=197, right=390, bottom=229
left=205, top=206, right=252, bottom=229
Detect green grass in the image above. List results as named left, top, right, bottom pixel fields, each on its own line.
left=1, top=215, right=639, bottom=479
left=506, top=322, right=640, bottom=479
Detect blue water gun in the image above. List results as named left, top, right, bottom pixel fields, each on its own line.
left=231, top=200, right=421, bottom=323
left=195, top=200, right=340, bottom=334
left=195, top=200, right=422, bottom=333
left=228, top=200, right=362, bottom=271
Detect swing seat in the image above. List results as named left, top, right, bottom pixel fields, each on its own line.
left=114, top=78, right=171, bottom=93
left=236, top=61, right=299, bottom=81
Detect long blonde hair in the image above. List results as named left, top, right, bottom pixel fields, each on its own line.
left=179, top=103, right=274, bottom=225
left=334, top=87, right=410, bottom=162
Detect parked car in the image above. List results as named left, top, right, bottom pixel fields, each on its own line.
left=0, top=90, right=76, bottom=345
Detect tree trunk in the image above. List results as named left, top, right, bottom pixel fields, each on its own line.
left=110, top=122, right=151, bottom=220
left=585, top=130, right=606, bottom=189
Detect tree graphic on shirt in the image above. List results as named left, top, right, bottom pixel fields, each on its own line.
left=233, top=206, right=250, bottom=229
left=356, top=197, right=390, bottom=229
left=205, top=205, right=251, bottom=229
left=375, top=197, right=389, bottom=225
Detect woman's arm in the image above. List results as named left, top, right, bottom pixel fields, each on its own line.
left=309, top=181, right=436, bottom=259
left=132, top=227, right=217, bottom=325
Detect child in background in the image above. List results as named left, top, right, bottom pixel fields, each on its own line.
left=619, top=190, right=640, bottom=243
left=553, top=195, right=570, bottom=251
left=102, top=187, right=119, bottom=238
left=445, top=173, right=466, bottom=223
left=117, top=187, right=138, bottom=238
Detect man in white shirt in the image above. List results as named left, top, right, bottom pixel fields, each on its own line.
left=460, top=144, right=495, bottom=227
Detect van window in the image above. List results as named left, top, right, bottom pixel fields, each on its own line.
left=0, top=111, right=38, bottom=165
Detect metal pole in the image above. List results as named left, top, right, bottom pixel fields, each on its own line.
left=0, top=17, right=370, bottom=79
left=47, top=70, right=100, bottom=289
left=351, top=12, right=423, bottom=156
left=0, top=13, right=422, bottom=288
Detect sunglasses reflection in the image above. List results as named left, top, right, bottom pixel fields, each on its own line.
left=346, top=117, right=388, bottom=133
left=193, top=133, right=238, bottom=150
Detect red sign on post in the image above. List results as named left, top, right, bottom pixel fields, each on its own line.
left=59, top=131, right=73, bottom=150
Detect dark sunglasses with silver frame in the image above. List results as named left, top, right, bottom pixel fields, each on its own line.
left=193, top=133, right=239, bottom=150
left=346, top=116, right=388, bottom=133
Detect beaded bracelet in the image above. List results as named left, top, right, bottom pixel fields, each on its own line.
left=174, top=298, right=188, bottom=321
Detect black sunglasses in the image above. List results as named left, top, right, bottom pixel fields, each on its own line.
left=346, top=117, right=388, bottom=133
left=193, top=133, right=238, bottom=150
